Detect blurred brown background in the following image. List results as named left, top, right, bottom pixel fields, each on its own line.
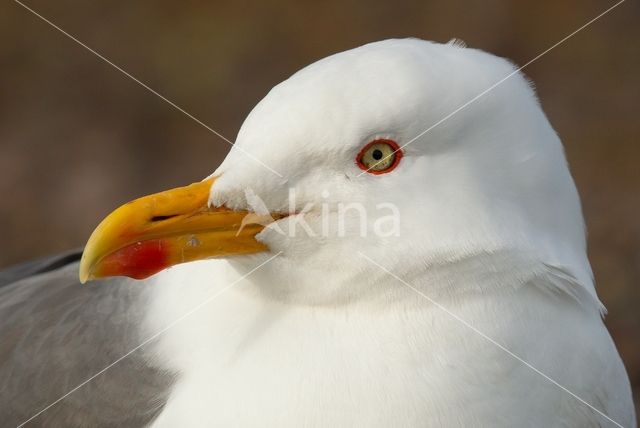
left=1, top=0, right=638, bottom=416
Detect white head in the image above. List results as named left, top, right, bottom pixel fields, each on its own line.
left=209, top=39, right=594, bottom=306
left=81, top=38, right=597, bottom=310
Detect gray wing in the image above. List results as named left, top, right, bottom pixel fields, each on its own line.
left=0, top=251, right=173, bottom=427
left=0, top=249, right=83, bottom=288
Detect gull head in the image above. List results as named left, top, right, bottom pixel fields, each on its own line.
left=80, top=39, right=595, bottom=306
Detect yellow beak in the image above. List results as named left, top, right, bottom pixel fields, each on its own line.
left=79, top=177, right=270, bottom=283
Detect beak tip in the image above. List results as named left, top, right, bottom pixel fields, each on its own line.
left=78, top=251, right=93, bottom=284
left=78, top=266, right=90, bottom=284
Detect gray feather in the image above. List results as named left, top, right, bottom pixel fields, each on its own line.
left=0, top=254, right=172, bottom=427
left=0, top=250, right=82, bottom=288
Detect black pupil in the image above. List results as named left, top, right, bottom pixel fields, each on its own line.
left=372, top=149, right=384, bottom=160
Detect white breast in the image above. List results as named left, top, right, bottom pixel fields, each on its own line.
left=145, top=260, right=633, bottom=428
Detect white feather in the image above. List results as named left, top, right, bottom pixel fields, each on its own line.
left=145, top=39, right=635, bottom=427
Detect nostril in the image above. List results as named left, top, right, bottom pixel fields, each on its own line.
left=150, top=214, right=179, bottom=222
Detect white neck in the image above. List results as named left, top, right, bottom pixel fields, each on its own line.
left=145, top=251, right=613, bottom=427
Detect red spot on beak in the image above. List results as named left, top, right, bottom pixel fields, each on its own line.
left=96, top=239, right=171, bottom=280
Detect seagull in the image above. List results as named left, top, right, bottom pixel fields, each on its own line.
left=1, top=38, right=635, bottom=427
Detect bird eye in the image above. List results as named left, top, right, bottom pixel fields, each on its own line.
left=356, top=139, right=402, bottom=174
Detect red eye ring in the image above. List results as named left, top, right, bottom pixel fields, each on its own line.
left=356, top=139, right=403, bottom=175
